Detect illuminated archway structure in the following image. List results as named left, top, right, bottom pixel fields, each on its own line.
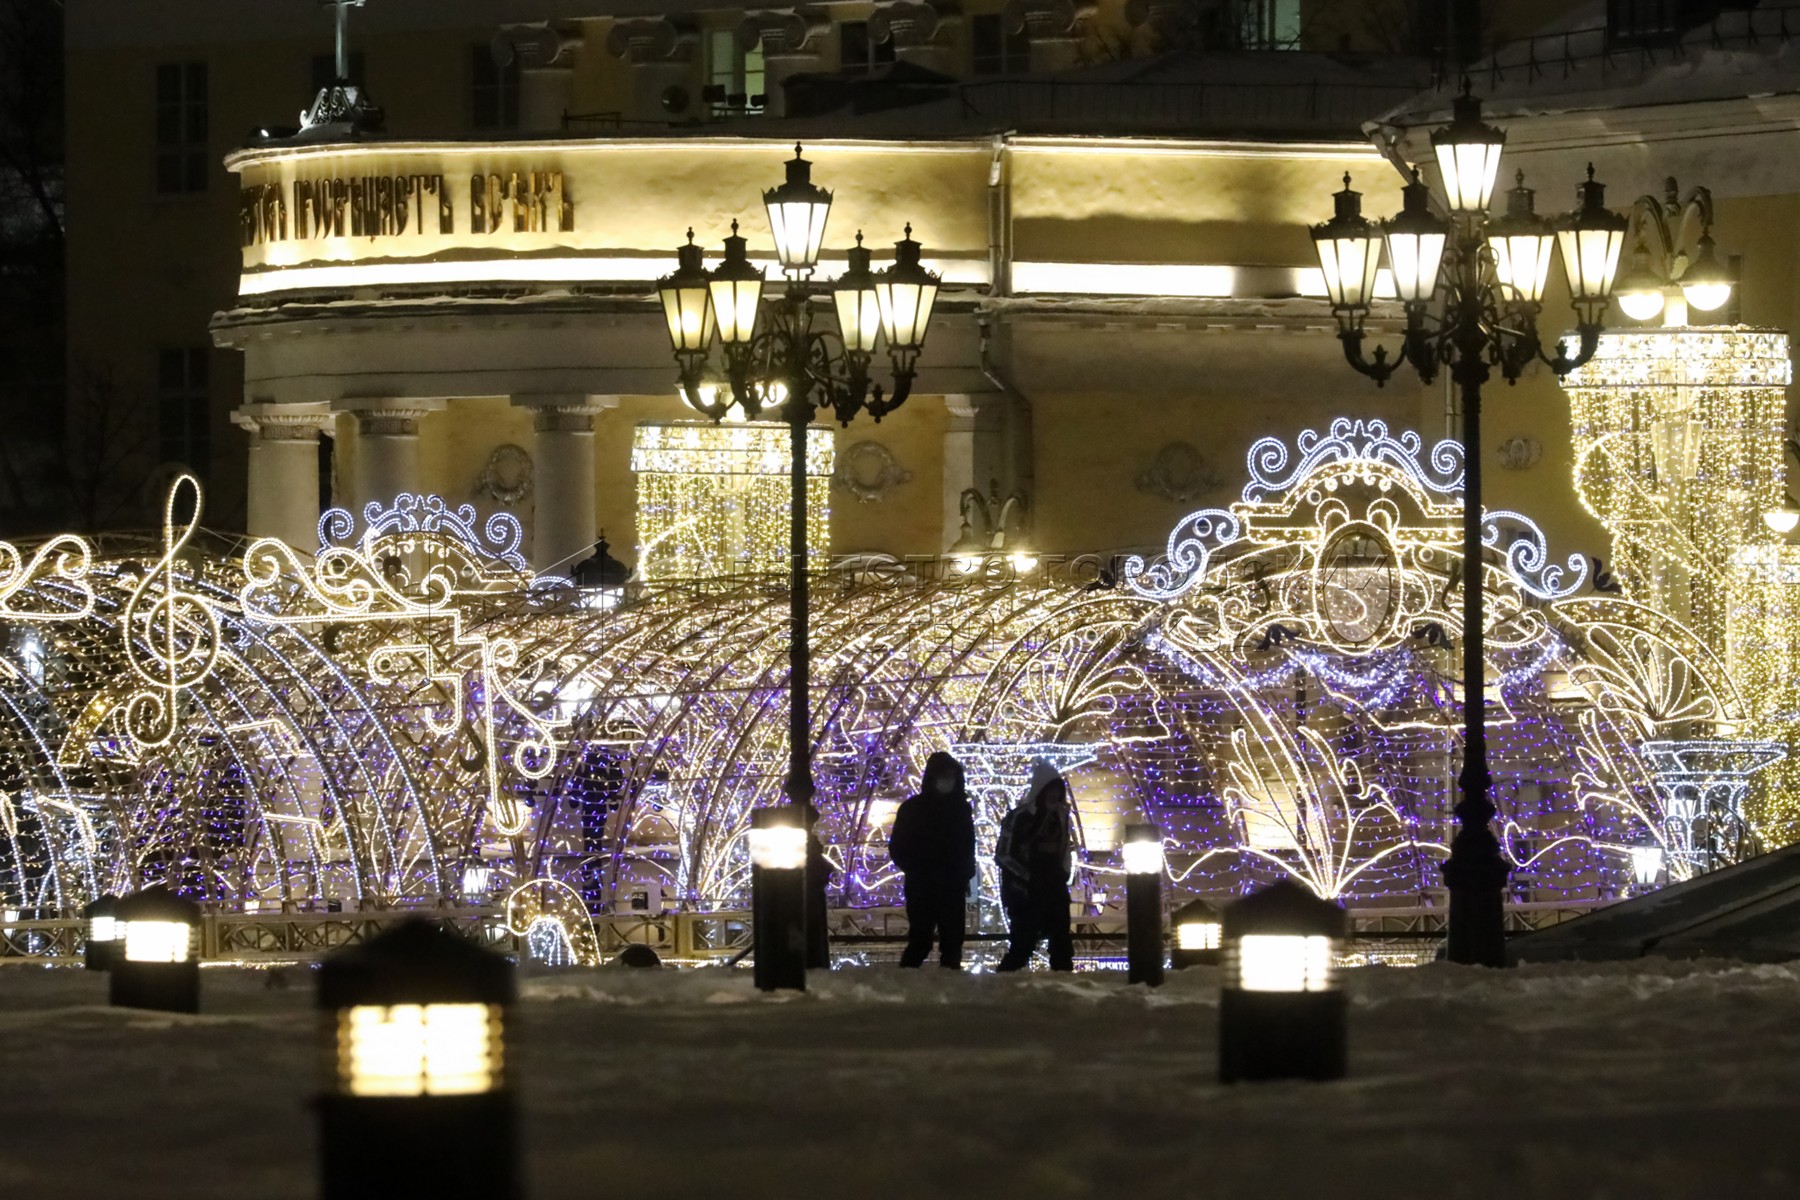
left=0, top=422, right=1779, bottom=944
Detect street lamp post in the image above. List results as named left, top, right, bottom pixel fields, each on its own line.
left=1310, top=90, right=1627, bottom=966
left=657, top=146, right=940, bottom=988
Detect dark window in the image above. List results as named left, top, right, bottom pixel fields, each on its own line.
left=839, top=21, right=897, bottom=74
left=470, top=44, right=520, bottom=130
left=1237, top=0, right=1303, bottom=50
left=1607, top=1, right=1743, bottom=45
left=154, top=62, right=208, bottom=194
left=971, top=13, right=1030, bottom=75
left=311, top=51, right=366, bottom=90
left=157, top=348, right=210, bottom=473
left=707, top=29, right=766, bottom=114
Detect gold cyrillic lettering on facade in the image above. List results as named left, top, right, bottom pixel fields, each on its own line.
left=247, top=168, right=567, bottom=243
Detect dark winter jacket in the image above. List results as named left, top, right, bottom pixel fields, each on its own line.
left=888, top=751, right=977, bottom=884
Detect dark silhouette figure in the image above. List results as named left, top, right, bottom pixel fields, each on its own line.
left=995, top=760, right=1076, bottom=972
left=889, top=751, right=977, bottom=968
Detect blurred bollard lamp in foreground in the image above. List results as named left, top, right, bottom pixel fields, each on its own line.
left=109, top=885, right=200, bottom=1013
left=1122, top=823, right=1165, bottom=988
left=748, top=805, right=809, bottom=992
left=1169, top=897, right=1223, bottom=969
left=316, top=919, right=519, bottom=1200
left=1219, top=880, right=1347, bottom=1083
left=83, top=893, right=120, bottom=972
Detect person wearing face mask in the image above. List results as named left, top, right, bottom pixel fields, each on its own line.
left=888, top=751, right=976, bottom=969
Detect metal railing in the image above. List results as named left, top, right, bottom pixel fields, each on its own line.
left=1465, top=5, right=1800, bottom=89
left=958, top=77, right=1430, bottom=133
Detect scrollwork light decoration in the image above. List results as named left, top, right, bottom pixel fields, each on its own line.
left=0, top=534, right=96, bottom=621
left=121, top=474, right=221, bottom=749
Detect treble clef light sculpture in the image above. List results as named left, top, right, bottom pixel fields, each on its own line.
left=121, top=475, right=221, bottom=748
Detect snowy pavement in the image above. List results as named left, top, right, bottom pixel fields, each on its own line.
left=4, top=958, right=1800, bottom=1198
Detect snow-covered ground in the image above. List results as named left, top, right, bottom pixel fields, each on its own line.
left=4, top=957, right=1800, bottom=1198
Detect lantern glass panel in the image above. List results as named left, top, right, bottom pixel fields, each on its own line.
left=90, top=914, right=119, bottom=943
left=342, top=1002, right=501, bottom=1097
left=709, top=277, right=764, bottom=346
left=833, top=284, right=882, bottom=354
left=1629, top=846, right=1666, bottom=887
left=767, top=199, right=832, bottom=275
left=1557, top=226, right=1625, bottom=301
left=123, top=919, right=192, bottom=963
left=1176, top=921, right=1221, bottom=951
left=748, top=824, right=808, bottom=870
left=1434, top=139, right=1504, bottom=215
left=876, top=277, right=938, bottom=350
left=1121, top=838, right=1165, bottom=875
left=1489, top=232, right=1556, bottom=304
left=1382, top=228, right=1444, bottom=304
left=1233, top=934, right=1334, bottom=992
left=1314, top=232, right=1382, bottom=310
left=659, top=283, right=714, bottom=353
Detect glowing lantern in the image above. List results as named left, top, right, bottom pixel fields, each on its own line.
left=656, top=230, right=715, bottom=356
left=763, top=145, right=833, bottom=278
left=317, top=919, right=518, bottom=1200
left=83, top=893, right=120, bottom=972
left=1677, top=233, right=1732, bottom=313
left=1218, top=879, right=1347, bottom=1083
left=875, top=225, right=940, bottom=375
left=708, top=221, right=766, bottom=347
left=1430, top=89, right=1506, bottom=216
left=1170, top=897, right=1223, bottom=968
left=748, top=805, right=808, bottom=991
left=1486, top=171, right=1556, bottom=307
left=1311, top=174, right=1383, bottom=326
left=1556, top=166, right=1629, bottom=326
left=831, top=232, right=883, bottom=356
left=1122, top=823, right=1165, bottom=988
left=1763, top=500, right=1800, bottom=535
left=1629, top=845, right=1666, bottom=888
left=110, top=885, right=200, bottom=1014
left=1381, top=168, right=1447, bottom=306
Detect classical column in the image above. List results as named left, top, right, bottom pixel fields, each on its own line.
left=604, top=17, right=698, bottom=123
left=336, top=400, right=443, bottom=514
left=233, top=403, right=332, bottom=553
left=740, top=8, right=828, bottom=118
left=515, top=394, right=616, bottom=574
left=494, top=23, right=583, bottom=131
left=1002, top=0, right=1095, bottom=73
left=871, top=2, right=960, bottom=75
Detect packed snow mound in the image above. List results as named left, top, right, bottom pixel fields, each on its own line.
left=3, top=959, right=1799, bottom=1198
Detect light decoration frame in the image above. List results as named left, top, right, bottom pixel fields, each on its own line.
left=0, top=413, right=1786, bottom=933
left=630, top=421, right=834, bottom=581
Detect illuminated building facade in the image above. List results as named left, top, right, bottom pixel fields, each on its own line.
left=26, top=2, right=1800, bottom=947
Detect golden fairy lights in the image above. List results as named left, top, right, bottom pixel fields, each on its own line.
left=630, top=421, right=833, bottom=581
left=1561, top=328, right=1800, bottom=840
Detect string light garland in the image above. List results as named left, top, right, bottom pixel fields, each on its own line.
left=631, top=422, right=833, bottom=581
left=0, top=407, right=1788, bottom=937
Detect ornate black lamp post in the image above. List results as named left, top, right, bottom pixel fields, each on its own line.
left=657, top=146, right=939, bottom=988
left=1310, top=91, right=1627, bottom=966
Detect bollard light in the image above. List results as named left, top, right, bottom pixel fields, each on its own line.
left=109, top=885, right=200, bottom=1013
left=1123, top=823, right=1164, bottom=987
left=1169, top=897, right=1223, bottom=969
left=748, top=805, right=807, bottom=991
left=317, top=919, right=519, bottom=1200
left=83, top=893, right=121, bottom=971
left=1218, top=879, right=1347, bottom=1083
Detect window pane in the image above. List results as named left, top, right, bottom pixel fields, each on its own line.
left=158, top=350, right=185, bottom=391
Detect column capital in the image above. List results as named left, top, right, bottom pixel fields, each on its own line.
left=233, top=403, right=333, bottom=442
left=739, top=7, right=829, bottom=57
left=333, top=398, right=445, bottom=438
left=604, top=16, right=697, bottom=64
left=871, top=1, right=958, bottom=48
left=512, top=393, right=618, bottom=433
left=943, top=392, right=1004, bottom=426
left=494, top=22, right=583, bottom=70
left=1002, top=0, right=1095, bottom=39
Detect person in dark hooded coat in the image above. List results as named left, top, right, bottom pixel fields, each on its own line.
left=888, top=751, right=977, bottom=969
left=994, top=759, right=1076, bottom=972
